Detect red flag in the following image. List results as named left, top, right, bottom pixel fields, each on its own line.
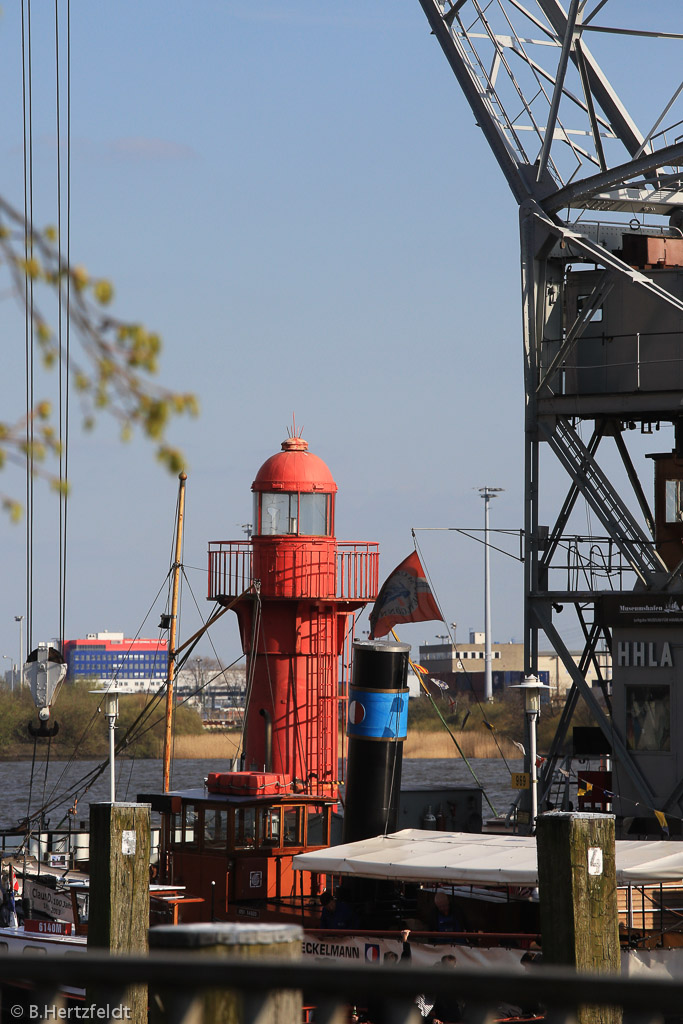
left=369, top=551, right=442, bottom=638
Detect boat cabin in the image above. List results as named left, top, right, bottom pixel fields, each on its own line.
left=141, top=771, right=336, bottom=923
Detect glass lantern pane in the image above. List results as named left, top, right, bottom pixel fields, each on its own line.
left=299, top=494, right=329, bottom=535
left=259, top=493, right=297, bottom=535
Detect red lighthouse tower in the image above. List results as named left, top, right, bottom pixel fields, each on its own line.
left=144, top=435, right=377, bottom=921
left=209, top=434, right=379, bottom=798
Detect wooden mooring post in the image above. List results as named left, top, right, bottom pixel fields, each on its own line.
left=88, top=802, right=151, bottom=1024
left=149, top=922, right=303, bottom=1024
left=536, top=811, right=621, bottom=1024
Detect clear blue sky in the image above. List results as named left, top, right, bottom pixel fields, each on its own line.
left=0, top=2, right=679, bottom=677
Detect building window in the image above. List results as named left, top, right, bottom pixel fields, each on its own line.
left=576, top=293, right=603, bottom=322
left=626, top=685, right=670, bottom=751
left=665, top=480, right=683, bottom=523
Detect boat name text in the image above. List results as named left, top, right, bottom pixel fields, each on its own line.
left=302, top=941, right=360, bottom=959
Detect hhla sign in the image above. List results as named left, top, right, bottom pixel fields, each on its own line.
left=616, top=641, right=673, bottom=668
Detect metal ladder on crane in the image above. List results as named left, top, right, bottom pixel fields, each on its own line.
left=539, top=417, right=665, bottom=585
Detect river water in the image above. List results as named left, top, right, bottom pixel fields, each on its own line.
left=0, top=757, right=524, bottom=830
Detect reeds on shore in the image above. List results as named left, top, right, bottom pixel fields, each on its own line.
left=168, top=729, right=517, bottom=760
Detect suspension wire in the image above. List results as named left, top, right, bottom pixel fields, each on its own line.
left=39, top=574, right=171, bottom=814
left=94, top=584, right=251, bottom=768
left=177, top=567, right=243, bottom=705
left=119, top=655, right=246, bottom=754
left=56, top=0, right=72, bottom=646
left=116, top=650, right=247, bottom=757
left=121, top=743, right=139, bottom=803
left=41, top=732, right=53, bottom=817
left=408, top=533, right=501, bottom=814
left=55, top=0, right=64, bottom=639
left=29, top=645, right=244, bottom=828
left=24, top=735, right=38, bottom=827
left=64, top=0, right=72, bottom=642
left=391, top=625, right=498, bottom=818
left=454, top=653, right=516, bottom=773
left=21, top=0, right=35, bottom=651
left=412, top=529, right=523, bottom=768
left=20, top=0, right=43, bottom=841
left=114, top=583, right=255, bottom=761
left=383, top=679, right=405, bottom=836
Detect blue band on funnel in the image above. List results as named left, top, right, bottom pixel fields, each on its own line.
left=347, top=687, right=408, bottom=740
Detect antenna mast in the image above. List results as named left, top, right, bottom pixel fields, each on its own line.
left=163, top=472, right=187, bottom=793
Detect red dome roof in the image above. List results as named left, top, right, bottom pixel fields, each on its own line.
left=252, top=437, right=338, bottom=493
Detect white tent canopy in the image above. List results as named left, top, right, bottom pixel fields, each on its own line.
left=293, top=829, right=683, bottom=886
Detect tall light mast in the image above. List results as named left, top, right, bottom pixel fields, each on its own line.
left=479, top=487, right=503, bottom=702
left=417, top=1, right=683, bottom=833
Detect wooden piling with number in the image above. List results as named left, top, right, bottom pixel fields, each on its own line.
left=88, top=802, right=151, bottom=1024
left=536, top=811, right=621, bottom=1024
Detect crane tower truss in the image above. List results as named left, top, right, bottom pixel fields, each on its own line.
left=417, top=0, right=683, bottom=828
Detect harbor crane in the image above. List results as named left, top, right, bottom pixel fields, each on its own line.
left=417, top=1, right=683, bottom=834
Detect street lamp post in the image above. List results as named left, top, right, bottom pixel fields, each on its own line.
left=478, top=487, right=503, bottom=702
left=103, top=692, right=119, bottom=803
left=2, top=655, right=13, bottom=691
left=14, top=616, right=24, bottom=688
left=511, top=674, right=551, bottom=828
left=91, top=687, right=135, bottom=802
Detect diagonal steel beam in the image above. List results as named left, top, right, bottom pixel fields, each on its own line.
left=533, top=604, right=657, bottom=808
left=537, top=0, right=581, bottom=182
left=612, top=430, right=655, bottom=538
left=530, top=205, right=683, bottom=315
left=538, top=417, right=664, bottom=583
left=543, top=139, right=683, bottom=212
left=539, top=426, right=604, bottom=576
left=535, top=0, right=646, bottom=158
left=508, top=43, right=614, bottom=138
left=537, top=271, right=615, bottom=394
left=417, top=0, right=534, bottom=204
left=662, top=773, right=683, bottom=815
left=574, top=39, right=606, bottom=172
left=537, top=682, right=580, bottom=806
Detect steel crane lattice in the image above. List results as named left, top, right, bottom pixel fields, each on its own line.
left=417, top=0, right=683, bottom=826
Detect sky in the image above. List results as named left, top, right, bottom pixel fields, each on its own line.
left=1, top=2, right=681, bottom=681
